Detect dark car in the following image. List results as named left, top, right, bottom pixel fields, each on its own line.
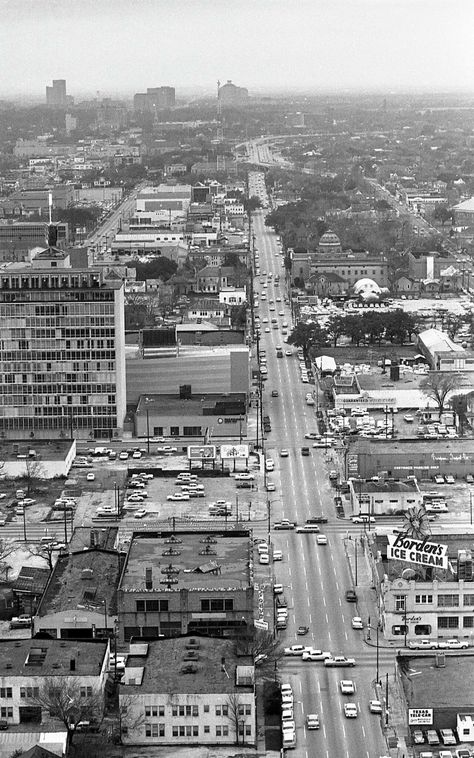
left=271, top=390, right=279, bottom=397
left=306, top=515, right=328, bottom=524
left=345, top=589, right=357, bottom=603
left=301, top=447, right=310, bottom=456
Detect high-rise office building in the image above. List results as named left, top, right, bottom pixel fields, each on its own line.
left=46, top=79, right=67, bottom=107
left=133, top=86, right=175, bottom=111
left=0, top=246, right=126, bottom=440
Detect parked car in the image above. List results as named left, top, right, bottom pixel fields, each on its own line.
left=408, top=639, right=438, bottom=650
left=369, top=700, right=383, bottom=713
left=345, top=589, right=357, bottom=602
left=438, top=638, right=469, bottom=649
left=9, top=615, right=32, bottom=629
left=351, top=617, right=364, bottom=630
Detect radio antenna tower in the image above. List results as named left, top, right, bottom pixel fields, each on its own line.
left=216, top=79, right=223, bottom=142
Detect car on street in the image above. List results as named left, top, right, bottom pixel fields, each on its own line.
left=408, top=638, right=438, bottom=650
left=274, top=520, right=295, bottom=530
left=259, top=553, right=270, bottom=565
left=339, top=680, right=355, bottom=694
left=352, top=514, right=375, bottom=524
left=369, top=700, right=383, bottom=714
left=296, top=524, right=320, bottom=533
left=296, top=625, right=309, bottom=635
left=167, top=493, right=190, bottom=501
left=302, top=649, right=331, bottom=662
left=324, top=656, right=356, bottom=668
left=280, top=449, right=289, bottom=457
left=132, top=450, right=142, bottom=459
left=351, top=617, right=364, bottom=630
left=305, top=432, right=320, bottom=440
left=133, top=509, right=148, bottom=519
left=9, top=615, right=32, bottom=629
left=86, top=472, right=95, bottom=481
left=306, top=714, right=320, bottom=729
left=284, top=645, right=311, bottom=656
left=306, top=515, right=328, bottom=524
left=316, top=534, right=328, bottom=545
left=273, top=584, right=284, bottom=594
left=266, top=482, right=276, bottom=492
left=127, top=494, right=146, bottom=503
left=271, top=390, right=279, bottom=397
left=466, top=474, right=474, bottom=484
left=438, top=638, right=469, bottom=649
left=345, top=589, right=357, bottom=602
left=265, top=459, right=274, bottom=471
left=344, top=703, right=358, bottom=718
left=235, top=472, right=254, bottom=481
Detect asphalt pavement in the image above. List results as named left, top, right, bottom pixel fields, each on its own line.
left=253, top=212, right=392, bottom=758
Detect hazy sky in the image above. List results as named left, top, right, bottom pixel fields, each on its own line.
left=1, top=0, right=473, bottom=99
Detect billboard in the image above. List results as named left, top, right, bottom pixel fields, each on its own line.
left=220, top=444, right=249, bottom=460
left=187, top=445, right=216, bottom=461
left=408, top=708, right=433, bottom=726
left=387, top=533, right=448, bottom=570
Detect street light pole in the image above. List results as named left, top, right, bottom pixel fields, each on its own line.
left=376, top=625, right=379, bottom=684
left=354, top=540, right=358, bottom=586
left=146, top=408, right=150, bottom=455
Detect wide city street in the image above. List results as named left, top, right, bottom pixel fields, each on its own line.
left=253, top=211, right=391, bottom=758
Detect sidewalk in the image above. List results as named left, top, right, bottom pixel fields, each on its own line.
left=345, top=537, right=413, bottom=758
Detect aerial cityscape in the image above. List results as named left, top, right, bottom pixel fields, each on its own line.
left=0, top=2, right=473, bottom=758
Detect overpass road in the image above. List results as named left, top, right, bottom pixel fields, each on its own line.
left=252, top=211, right=391, bottom=758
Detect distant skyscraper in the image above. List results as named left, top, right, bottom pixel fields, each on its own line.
left=133, top=86, right=175, bottom=112
left=217, top=80, right=248, bottom=106
left=46, top=79, right=67, bottom=107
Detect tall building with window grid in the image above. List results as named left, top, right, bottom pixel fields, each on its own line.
left=0, top=253, right=125, bottom=440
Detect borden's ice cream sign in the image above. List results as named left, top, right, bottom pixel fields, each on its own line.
left=387, top=533, right=448, bottom=570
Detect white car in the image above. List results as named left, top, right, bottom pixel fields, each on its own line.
left=306, top=713, right=320, bottom=729
left=404, top=414, right=415, bottom=422
left=134, top=509, right=148, bottom=519
left=369, top=700, right=383, bottom=713
left=302, top=649, right=331, bottom=662
left=127, top=494, right=146, bottom=503
left=284, top=645, right=311, bottom=656
left=352, top=514, right=375, bottom=524
left=344, top=703, right=358, bottom=718
left=86, top=472, right=95, bottom=481
left=316, top=535, right=328, bottom=545
left=445, top=474, right=456, bottom=484
left=434, top=474, right=445, bottom=484
left=339, top=680, right=355, bottom=694
left=259, top=553, right=270, bottom=565
left=235, top=472, right=255, bottom=481
left=351, top=617, right=364, bottom=630
left=167, top=493, right=190, bottom=501
left=265, top=459, right=274, bottom=471
left=438, top=638, right=469, bottom=649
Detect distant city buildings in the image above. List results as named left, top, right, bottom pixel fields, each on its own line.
left=134, top=86, right=176, bottom=111
left=45, top=79, right=67, bottom=108
left=218, top=80, right=248, bottom=105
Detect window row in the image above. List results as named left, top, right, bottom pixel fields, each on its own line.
left=20, top=687, right=39, bottom=698
left=144, top=724, right=251, bottom=738
left=136, top=600, right=169, bottom=613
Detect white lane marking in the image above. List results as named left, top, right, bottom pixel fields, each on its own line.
left=323, top=725, right=327, bottom=739
left=362, top=725, right=366, bottom=738
left=323, top=596, right=326, bottom=607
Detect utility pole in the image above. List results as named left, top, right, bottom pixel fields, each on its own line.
left=385, top=672, right=389, bottom=726
left=354, top=541, right=358, bottom=586
left=146, top=408, right=150, bottom=455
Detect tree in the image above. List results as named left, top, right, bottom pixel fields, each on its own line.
left=244, top=195, right=262, bottom=213
left=23, top=458, right=45, bottom=495
left=32, top=677, right=103, bottom=745
left=444, top=313, right=467, bottom=341
left=225, top=693, right=250, bottom=746
left=433, top=204, right=453, bottom=227
left=234, top=628, right=284, bottom=676
left=326, top=314, right=346, bottom=347
left=420, top=371, right=464, bottom=419
left=132, top=257, right=177, bottom=282
left=287, top=322, right=328, bottom=360
left=230, top=304, right=247, bottom=329
left=27, top=540, right=59, bottom=572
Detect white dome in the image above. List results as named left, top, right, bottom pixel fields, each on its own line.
left=353, top=278, right=381, bottom=295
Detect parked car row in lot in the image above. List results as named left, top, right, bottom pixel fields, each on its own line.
left=408, top=638, right=470, bottom=650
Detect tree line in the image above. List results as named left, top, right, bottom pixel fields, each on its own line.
left=288, top=310, right=418, bottom=358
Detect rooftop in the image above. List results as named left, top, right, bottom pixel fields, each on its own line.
left=351, top=478, right=419, bottom=494
left=418, top=328, right=462, bottom=354
left=12, top=566, right=51, bottom=596
left=0, top=440, right=74, bottom=462
left=119, top=533, right=251, bottom=593
left=38, top=549, right=122, bottom=618
left=135, top=393, right=246, bottom=418
left=121, top=636, right=253, bottom=695
left=402, top=655, right=474, bottom=708
left=0, top=639, right=107, bottom=677
left=350, top=438, right=474, bottom=455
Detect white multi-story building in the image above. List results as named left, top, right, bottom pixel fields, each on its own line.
left=0, top=248, right=126, bottom=440
left=120, top=637, right=256, bottom=746
left=0, top=639, right=108, bottom=726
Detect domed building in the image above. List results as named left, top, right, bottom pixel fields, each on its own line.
left=318, top=230, right=342, bottom=256
left=353, top=277, right=382, bottom=301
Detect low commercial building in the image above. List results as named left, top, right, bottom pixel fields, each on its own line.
left=347, top=438, right=474, bottom=479
left=349, top=478, right=422, bottom=516
left=0, top=639, right=108, bottom=726
left=117, top=531, right=254, bottom=642
left=119, top=636, right=256, bottom=746
left=34, top=548, right=122, bottom=639
left=134, top=393, right=247, bottom=440
left=0, top=440, right=76, bottom=479
left=369, top=527, right=474, bottom=643
left=417, top=328, right=474, bottom=371
left=126, top=346, right=250, bottom=404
